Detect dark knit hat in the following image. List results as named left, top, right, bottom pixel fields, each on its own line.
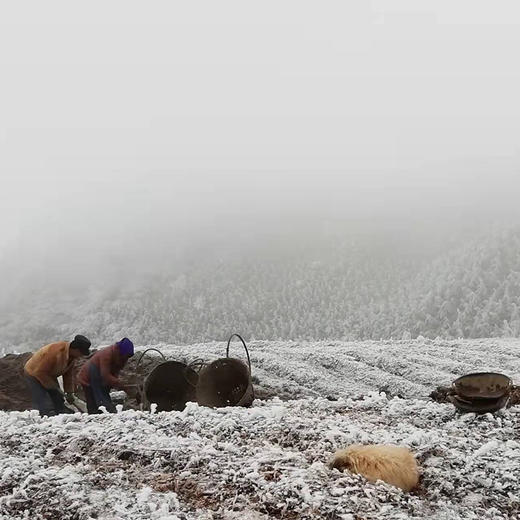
left=116, top=337, right=134, bottom=357
left=70, top=334, right=91, bottom=355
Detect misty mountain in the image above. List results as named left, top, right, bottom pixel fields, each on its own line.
left=2, top=224, right=520, bottom=352
left=2, top=1, right=520, bottom=357
left=386, top=227, right=520, bottom=339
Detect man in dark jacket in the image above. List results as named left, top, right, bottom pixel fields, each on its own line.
left=78, top=337, right=134, bottom=414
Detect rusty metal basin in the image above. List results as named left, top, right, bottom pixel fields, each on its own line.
left=196, top=357, right=254, bottom=408
left=452, top=372, right=512, bottom=400
left=143, top=360, right=198, bottom=412
left=195, top=334, right=254, bottom=408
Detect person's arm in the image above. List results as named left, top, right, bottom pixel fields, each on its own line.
left=33, top=370, right=61, bottom=390
left=99, top=349, right=124, bottom=390
left=62, top=366, right=75, bottom=394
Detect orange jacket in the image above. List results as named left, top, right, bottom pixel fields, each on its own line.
left=24, top=341, right=76, bottom=392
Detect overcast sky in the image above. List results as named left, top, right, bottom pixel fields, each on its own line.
left=1, top=1, right=520, bottom=258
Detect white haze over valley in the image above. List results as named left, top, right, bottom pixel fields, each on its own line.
left=1, top=1, right=520, bottom=350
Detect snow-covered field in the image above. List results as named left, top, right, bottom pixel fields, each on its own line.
left=1, top=339, right=519, bottom=519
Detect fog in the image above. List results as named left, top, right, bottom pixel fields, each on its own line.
left=1, top=1, right=520, bottom=316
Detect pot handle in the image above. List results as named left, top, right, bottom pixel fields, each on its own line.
left=226, top=334, right=252, bottom=373
left=135, top=348, right=166, bottom=371
left=188, top=358, right=207, bottom=372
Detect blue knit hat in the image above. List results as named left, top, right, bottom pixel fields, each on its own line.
left=116, top=337, right=134, bottom=357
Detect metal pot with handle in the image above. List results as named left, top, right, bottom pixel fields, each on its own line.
left=196, top=334, right=255, bottom=408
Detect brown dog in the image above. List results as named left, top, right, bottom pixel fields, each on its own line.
left=330, top=444, right=419, bottom=492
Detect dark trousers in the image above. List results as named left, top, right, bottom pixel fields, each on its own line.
left=82, top=363, right=116, bottom=414
left=26, top=375, right=74, bottom=417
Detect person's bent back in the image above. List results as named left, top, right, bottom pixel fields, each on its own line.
left=78, top=338, right=134, bottom=414
left=24, top=335, right=91, bottom=416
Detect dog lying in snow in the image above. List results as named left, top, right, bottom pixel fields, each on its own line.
left=330, top=444, right=419, bottom=492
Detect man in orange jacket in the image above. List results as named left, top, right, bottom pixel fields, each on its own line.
left=24, top=335, right=91, bottom=416
left=78, top=337, right=134, bottom=413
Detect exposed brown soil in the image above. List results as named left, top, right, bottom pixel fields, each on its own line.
left=429, top=385, right=456, bottom=404
left=510, top=385, right=520, bottom=406
left=0, top=352, right=33, bottom=411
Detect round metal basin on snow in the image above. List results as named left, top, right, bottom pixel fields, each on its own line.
left=452, top=372, right=512, bottom=400
left=143, top=360, right=198, bottom=412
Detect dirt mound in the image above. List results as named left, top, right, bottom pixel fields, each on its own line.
left=510, top=385, right=520, bottom=406
left=429, top=385, right=455, bottom=404
left=0, top=353, right=33, bottom=411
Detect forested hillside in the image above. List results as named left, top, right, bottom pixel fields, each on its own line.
left=386, top=228, right=520, bottom=339
left=1, top=225, right=520, bottom=351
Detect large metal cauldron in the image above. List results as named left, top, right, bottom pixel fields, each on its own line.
left=196, top=334, right=254, bottom=408
left=448, top=372, right=512, bottom=414
left=452, top=372, right=512, bottom=399
left=137, top=349, right=199, bottom=412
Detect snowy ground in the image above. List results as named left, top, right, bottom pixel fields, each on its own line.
left=1, top=338, right=519, bottom=519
